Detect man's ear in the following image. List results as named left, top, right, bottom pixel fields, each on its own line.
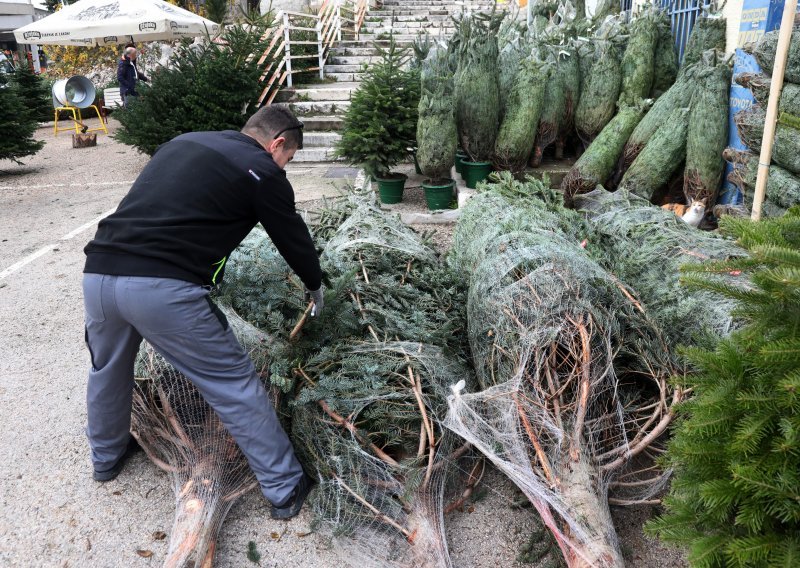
left=266, top=136, right=285, bottom=154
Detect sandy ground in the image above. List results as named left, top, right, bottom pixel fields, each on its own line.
left=0, top=121, right=687, bottom=567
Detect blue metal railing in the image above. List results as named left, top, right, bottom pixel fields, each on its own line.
left=620, top=0, right=714, bottom=62
left=660, top=0, right=714, bottom=61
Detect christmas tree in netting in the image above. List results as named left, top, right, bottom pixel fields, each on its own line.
left=445, top=173, right=687, bottom=567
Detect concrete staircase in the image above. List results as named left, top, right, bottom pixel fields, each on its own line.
left=274, top=0, right=494, bottom=162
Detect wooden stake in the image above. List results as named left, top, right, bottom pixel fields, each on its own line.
left=751, top=0, right=798, bottom=221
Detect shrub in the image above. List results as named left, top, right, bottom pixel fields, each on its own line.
left=0, top=74, right=44, bottom=164
left=648, top=210, right=800, bottom=567
left=334, top=37, right=420, bottom=179
left=114, top=19, right=271, bottom=155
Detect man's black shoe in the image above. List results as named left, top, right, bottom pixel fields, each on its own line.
left=93, top=437, right=140, bottom=482
left=270, top=473, right=314, bottom=520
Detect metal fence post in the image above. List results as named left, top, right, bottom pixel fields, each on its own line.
left=283, top=12, right=293, bottom=88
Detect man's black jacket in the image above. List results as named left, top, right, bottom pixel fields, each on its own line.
left=117, top=56, right=143, bottom=97
left=84, top=130, right=322, bottom=291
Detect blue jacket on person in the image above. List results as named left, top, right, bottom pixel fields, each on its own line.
left=117, top=56, right=145, bottom=97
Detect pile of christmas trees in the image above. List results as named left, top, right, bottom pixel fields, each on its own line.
left=724, top=29, right=800, bottom=216
left=563, top=14, right=730, bottom=210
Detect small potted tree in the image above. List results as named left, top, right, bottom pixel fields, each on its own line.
left=454, top=12, right=503, bottom=189
left=417, top=49, right=457, bottom=210
left=335, top=36, right=420, bottom=204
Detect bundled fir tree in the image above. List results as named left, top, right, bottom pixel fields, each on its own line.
left=115, top=18, right=270, bottom=154
left=416, top=49, right=456, bottom=184
left=335, top=36, right=420, bottom=180
left=648, top=210, right=800, bottom=568
left=493, top=57, right=548, bottom=173
left=0, top=73, right=44, bottom=164
left=454, top=11, right=503, bottom=163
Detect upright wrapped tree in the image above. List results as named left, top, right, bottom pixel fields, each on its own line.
left=455, top=12, right=503, bottom=163
left=417, top=49, right=456, bottom=183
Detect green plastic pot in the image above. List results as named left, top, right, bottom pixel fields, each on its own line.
left=455, top=151, right=468, bottom=175
left=412, top=151, right=422, bottom=175
left=461, top=160, right=492, bottom=189
left=422, top=178, right=455, bottom=210
left=375, top=173, right=407, bottom=204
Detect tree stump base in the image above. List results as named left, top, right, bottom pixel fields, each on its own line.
left=72, top=133, right=97, bottom=148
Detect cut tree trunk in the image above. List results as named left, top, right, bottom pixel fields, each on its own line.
left=72, top=133, right=97, bottom=148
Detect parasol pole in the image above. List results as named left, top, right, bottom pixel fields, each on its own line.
left=751, top=0, right=797, bottom=221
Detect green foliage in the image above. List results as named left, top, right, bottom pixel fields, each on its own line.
left=0, top=74, right=44, bottom=164
left=735, top=105, right=800, bottom=176
left=648, top=210, right=800, bottom=568
left=724, top=149, right=798, bottom=217
left=454, top=12, right=503, bottom=162
left=205, top=0, right=228, bottom=24
left=562, top=104, right=647, bottom=200
left=618, top=11, right=658, bottom=106
left=651, top=10, right=678, bottom=97
left=493, top=58, right=548, bottom=173
left=12, top=61, right=52, bottom=123
left=416, top=50, right=456, bottom=181
left=750, top=29, right=800, bottom=84
left=623, top=62, right=698, bottom=166
left=575, top=40, right=622, bottom=143
left=246, top=541, right=261, bottom=564
left=684, top=57, right=730, bottom=203
left=619, top=106, right=690, bottom=200
left=334, top=37, right=420, bottom=178
left=114, top=20, right=271, bottom=155
left=682, top=17, right=727, bottom=70
left=531, top=46, right=567, bottom=166
left=736, top=73, right=800, bottom=117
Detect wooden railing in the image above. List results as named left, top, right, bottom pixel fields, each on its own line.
left=256, top=0, right=372, bottom=106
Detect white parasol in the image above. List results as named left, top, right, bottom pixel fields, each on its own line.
left=13, top=0, right=219, bottom=46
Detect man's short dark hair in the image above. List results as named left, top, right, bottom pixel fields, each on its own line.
left=242, top=105, right=304, bottom=150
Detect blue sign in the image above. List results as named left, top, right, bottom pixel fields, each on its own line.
left=719, top=0, right=800, bottom=204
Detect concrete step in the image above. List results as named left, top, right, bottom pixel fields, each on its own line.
left=302, top=131, right=341, bottom=148
left=368, top=9, right=450, bottom=15
left=298, top=115, right=344, bottom=131
left=363, top=19, right=452, bottom=28
left=274, top=83, right=358, bottom=103
left=322, top=63, right=367, bottom=74
left=328, top=55, right=377, bottom=65
left=363, top=13, right=452, bottom=22
left=356, top=33, right=425, bottom=42
left=336, top=39, right=414, bottom=47
left=274, top=101, right=351, bottom=116
left=325, top=71, right=366, bottom=82
left=292, top=147, right=340, bottom=162
left=363, top=26, right=455, bottom=36
left=330, top=46, right=382, bottom=56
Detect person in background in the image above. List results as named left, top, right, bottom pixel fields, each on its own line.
left=117, top=46, right=147, bottom=106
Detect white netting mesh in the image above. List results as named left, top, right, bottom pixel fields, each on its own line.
left=444, top=177, right=688, bottom=567
left=292, top=341, right=477, bottom=568
left=131, top=308, right=269, bottom=568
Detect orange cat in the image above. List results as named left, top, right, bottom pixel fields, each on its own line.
left=662, top=200, right=706, bottom=227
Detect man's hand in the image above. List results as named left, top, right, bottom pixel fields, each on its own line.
left=305, top=286, right=324, bottom=317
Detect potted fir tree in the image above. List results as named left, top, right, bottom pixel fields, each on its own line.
left=417, top=49, right=457, bottom=210
left=454, top=13, right=502, bottom=189
left=335, top=37, right=420, bottom=204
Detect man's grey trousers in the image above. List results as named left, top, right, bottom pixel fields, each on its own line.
left=82, top=274, right=303, bottom=505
